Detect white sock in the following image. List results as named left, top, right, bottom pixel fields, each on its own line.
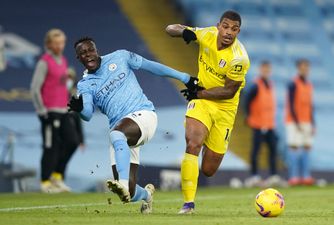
left=146, top=190, right=152, bottom=202
left=119, top=179, right=129, bottom=191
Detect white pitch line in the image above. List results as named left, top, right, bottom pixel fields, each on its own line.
left=0, top=190, right=326, bottom=212
left=1, top=190, right=326, bottom=213
left=0, top=194, right=239, bottom=212
left=0, top=202, right=105, bottom=212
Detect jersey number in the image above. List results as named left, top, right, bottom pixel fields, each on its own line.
left=224, top=128, right=230, bottom=141
left=234, top=65, right=243, bottom=72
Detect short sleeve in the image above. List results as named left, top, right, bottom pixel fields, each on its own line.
left=125, top=50, right=143, bottom=70
left=226, top=57, right=249, bottom=82
left=187, top=26, right=212, bottom=44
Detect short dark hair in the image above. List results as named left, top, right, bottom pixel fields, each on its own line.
left=260, top=60, right=271, bottom=66
left=74, top=36, right=95, bottom=49
left=296, top=58, right=309, bottom=67
left=220, top=10, right=242, bottom=26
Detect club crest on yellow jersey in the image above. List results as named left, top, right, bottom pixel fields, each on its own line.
left=219, top=59, right=226, bottom=68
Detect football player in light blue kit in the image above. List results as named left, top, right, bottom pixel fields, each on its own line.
left=68, top=37, right=199, bottom=214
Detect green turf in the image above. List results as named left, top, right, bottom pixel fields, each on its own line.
left=0, top=186, right=333, bottom=225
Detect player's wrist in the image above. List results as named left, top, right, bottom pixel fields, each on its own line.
left=182, top=29, right=197, bottom=44
left=183, top=74, right=190, bottom=84
left=197, top=89, right=204, bottom=99
left=185, top=76, right=199, bottom=91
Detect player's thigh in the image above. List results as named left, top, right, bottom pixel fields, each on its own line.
left=204, top=109, right=235, bottom=155
left=201, top=145, right=224, bottom=177
left=286, top=123, right=302, bottom=148
left=125, top=110, right=158, bottom=147
left=113, top=117, right=141, bottom=146
left=185, top=100, right=211, bottom=155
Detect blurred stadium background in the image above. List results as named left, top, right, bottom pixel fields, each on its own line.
left=0, top=0, right=334, bottom=192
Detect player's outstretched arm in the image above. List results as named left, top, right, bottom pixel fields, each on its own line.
left=140, top=57, right=199, bottom=91
left=140, top=58, right=189, bottom=83
left=166, top=24, right=197, bottom=44
left=165, top=24, right=187, bottom=37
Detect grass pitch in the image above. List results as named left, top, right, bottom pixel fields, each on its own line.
left=0, top=186, right=333, bottom=225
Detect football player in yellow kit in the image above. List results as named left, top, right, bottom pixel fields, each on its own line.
left=166, top=10, right=250, bottom=214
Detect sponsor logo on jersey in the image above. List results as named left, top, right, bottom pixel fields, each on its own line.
left=199, top=55, right=226, bottom=80
left=108, top=63, right=117, bottom=71
left=188, top=102, right=195, bottom=109
left=219, top=59, right=226, bottom=68
left=96, top=72, right=126, bottom=99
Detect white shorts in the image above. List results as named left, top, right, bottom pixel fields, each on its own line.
left=110, top=110, right=158, bottom=165
left=286, top=123, right=313, bottom=147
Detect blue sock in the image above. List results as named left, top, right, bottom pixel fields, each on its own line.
left=288, top=147, right=301, bottom=179
left=110, top=130, right=130, bottom=181
left=301, top=150, right=311, bottom=178
left=131, top=185, right=149, bottom=202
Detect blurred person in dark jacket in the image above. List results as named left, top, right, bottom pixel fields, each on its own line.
left=244, top=61, right=282, bottom=187
left=31, top=29, right=83, bottom=193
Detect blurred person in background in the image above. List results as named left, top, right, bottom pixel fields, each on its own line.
left=54, top=69, right=85, bottom=183
left=31, top=29, right=74, bottom=193
left=285, top=59, right=315, bottom=186
left=244, top=61, right=282, bottom=187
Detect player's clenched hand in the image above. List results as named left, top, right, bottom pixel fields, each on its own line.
left=181, top=87, right=204, bottom=101
left=68, top=95, right=83, bottom=112
left=185, top=77, right=199, bottom=92
left=182, top=29, right=197, bottom=44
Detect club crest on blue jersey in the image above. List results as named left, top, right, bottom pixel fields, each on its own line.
left=109, top=63, right=117, bottom=71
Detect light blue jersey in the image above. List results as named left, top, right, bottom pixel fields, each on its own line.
left=77, top=50, right=190, bottom=128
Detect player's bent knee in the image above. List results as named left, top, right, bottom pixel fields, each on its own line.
left=110, top=130, right=127, bottom=143
left=201, top=166, right=216, bottom=177
left=186, top=140, right=202, bottom=155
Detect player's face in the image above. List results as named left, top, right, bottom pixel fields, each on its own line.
left=76, top=41, right=100, bottom=72
left=47, top=35, right=66, bottom=56
left=298, top=62, right=310, bottom=78
left=217, top=18, right=240, bottom=46
left=260, top=64, right=272, bottom=79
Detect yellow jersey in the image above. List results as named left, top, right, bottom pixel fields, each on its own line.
left=190, top=26, right=250, bottom=111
